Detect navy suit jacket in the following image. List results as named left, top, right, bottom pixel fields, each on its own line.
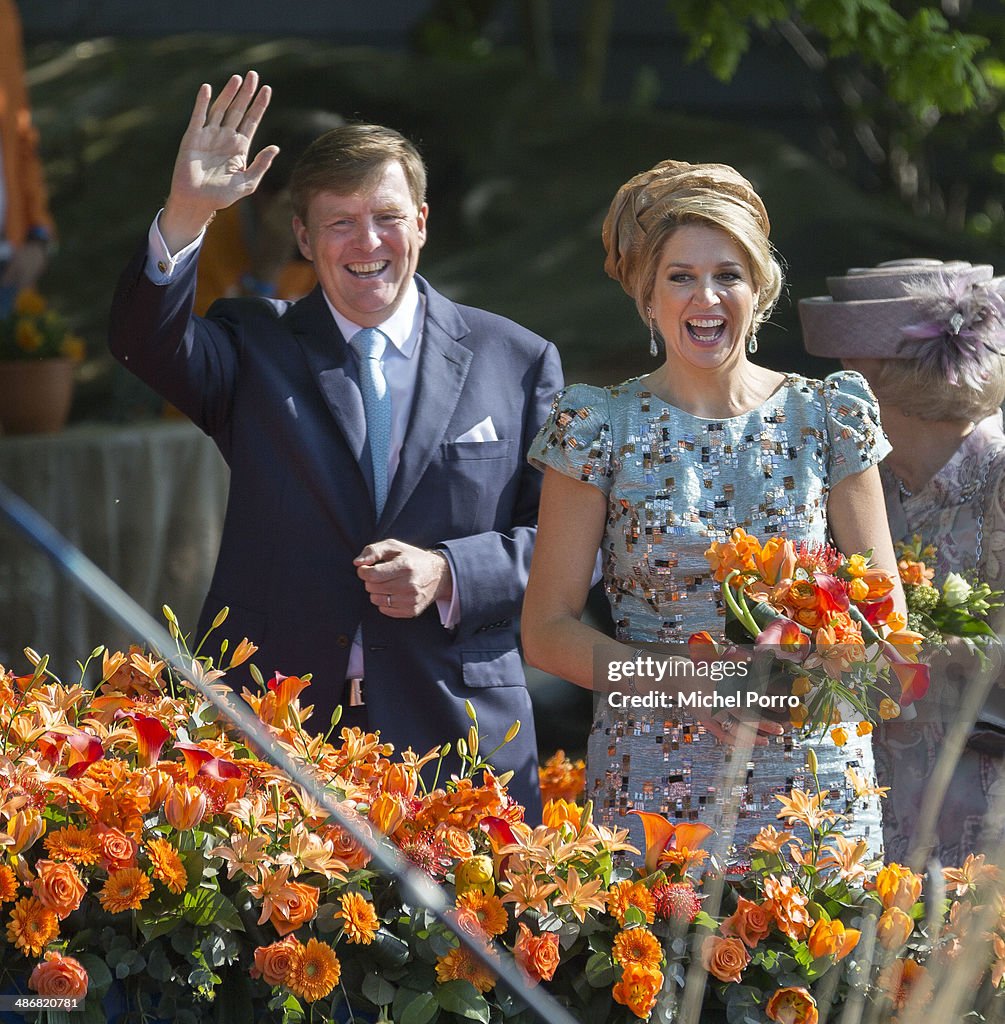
left=109, top=249, right=563, bottom=818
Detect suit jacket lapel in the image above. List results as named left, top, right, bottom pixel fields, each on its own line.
left=380, top=280, right=472, bottom=529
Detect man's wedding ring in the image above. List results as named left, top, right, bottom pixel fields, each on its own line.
left=386, top=594, right=392, bottom=608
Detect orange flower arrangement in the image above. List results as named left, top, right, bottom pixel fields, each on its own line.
left=696, top=527, right=930, bottom=738
left=2, top=617, right=1005, bottom=1024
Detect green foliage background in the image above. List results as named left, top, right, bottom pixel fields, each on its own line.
left=24, top=33, right=1002, bottom=420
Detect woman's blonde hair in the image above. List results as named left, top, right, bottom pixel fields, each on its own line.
left=602, top=160, right=783, bottom=336
left=865, top=356, right=1005, bottom=422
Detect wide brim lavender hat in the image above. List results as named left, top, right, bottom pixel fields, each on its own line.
left=799, top=258, right=1005, bottom=387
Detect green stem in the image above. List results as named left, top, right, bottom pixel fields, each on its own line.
left=721, top=570, right=760, bottom=637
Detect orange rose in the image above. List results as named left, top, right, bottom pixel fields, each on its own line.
left=701, top=935, right=750, bottom=983
left=31, top=860, right=86, bottom=920
left=98, top=828, right=138, bottom=871
left=321, top=822, right=373, bottom=871
left=765, top=986, right=818, bottom=1024
left=269, top=882, right=320, bottom=937
left=435, top=824, right=475, bottom=859
left=28, top=951, right=88, bottom=999
left=513, top=923, right=560, bottom=985
left=876, top=907, right=914, bottom=950
left=784, top=580, right=820, bottom=611
left=611, top=962, right=663, bottom=1019
left=720, top=897, right=771, bottom=948
left=875, top=863, right=923, bottom=912
left=807, top=918, right=859, bottom=960
left=251, top=936, right=301, bottom=986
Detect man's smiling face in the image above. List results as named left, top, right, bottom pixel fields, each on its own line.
left=293, top=160, right=428, bottom=327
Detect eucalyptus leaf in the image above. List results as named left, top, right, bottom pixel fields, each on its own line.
left=362, top=972, right=397, bottom=1006
left=396, top=988, right=439, bottom=1024
left=435, top=979, right=491, bottom=1023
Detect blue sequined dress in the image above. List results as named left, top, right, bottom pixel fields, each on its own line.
left=528, top=371, right=891, bottom=860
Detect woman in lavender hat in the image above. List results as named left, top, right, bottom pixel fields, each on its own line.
left=801, top=258, right=1005, bottom=866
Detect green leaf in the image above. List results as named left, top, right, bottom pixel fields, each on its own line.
left=584, top=950, right=616, bottom=987
left=435, top=980, right=490, bottom=1023
left=398, top=989, right=439, bottom=1024
left=362, top=972, right=397, bottom=1006
left=75, top=953, right=113, bottom=994
left=181, top=887, right=245, bottom=931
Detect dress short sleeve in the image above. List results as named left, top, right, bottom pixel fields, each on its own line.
left=527, top=382, right=614, bottom=495
left=822, top=370, right=892, bottom=487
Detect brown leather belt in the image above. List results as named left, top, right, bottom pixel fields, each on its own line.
left=346, top=677, right=365, bottom=706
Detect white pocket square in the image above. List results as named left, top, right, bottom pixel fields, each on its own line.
left=454, top=416, right=498, bottom=443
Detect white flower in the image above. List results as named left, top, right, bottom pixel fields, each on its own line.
left=942, top=572, right=973, bottom=607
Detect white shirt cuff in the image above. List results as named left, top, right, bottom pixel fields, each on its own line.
left=435, top=548, right=461, bottom=629
left=144, top=210, right=205, bottom=284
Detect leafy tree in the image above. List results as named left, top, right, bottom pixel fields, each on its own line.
left=666, top=0, right=1003, bottom=233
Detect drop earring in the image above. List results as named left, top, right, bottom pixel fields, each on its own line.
left=747, top=332, right=758, bottom=354
left=647, top=307, right=658, bottom=357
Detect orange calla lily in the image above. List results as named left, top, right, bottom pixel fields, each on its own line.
left=123, top=713, right=170, bottom=767
left=629, top=810, right=714, bottom=875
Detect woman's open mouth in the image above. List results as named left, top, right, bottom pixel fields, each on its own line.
left=686, top=317, right=727, bottom=345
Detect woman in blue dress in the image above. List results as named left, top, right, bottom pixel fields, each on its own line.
left=523, top=160, right=905, bottom=860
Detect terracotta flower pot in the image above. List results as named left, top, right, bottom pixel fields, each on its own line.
left=0, top=357, right=75, bottom=434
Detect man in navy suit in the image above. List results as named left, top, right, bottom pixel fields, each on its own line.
left=109, top=72, right=562, bottom=818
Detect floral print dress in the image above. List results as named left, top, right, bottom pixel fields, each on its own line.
left=875, top=412, right=1005, bottom=865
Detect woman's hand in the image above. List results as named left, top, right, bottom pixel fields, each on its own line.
left=703, top=712, right=786, bottom=747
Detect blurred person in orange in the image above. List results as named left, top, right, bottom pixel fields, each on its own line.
left=0, top=0, right=55, bottom=314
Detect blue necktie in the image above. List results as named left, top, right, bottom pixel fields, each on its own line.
left=350, top=327, right=392, bottom=516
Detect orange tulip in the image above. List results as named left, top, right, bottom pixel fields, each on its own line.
left=807, top=917, right=859, bottom=960
left=6, top=809, right=46, bottom=855
left=757, top=536, right=797, bottom=586
left=163, top=784, right=208, bottom=831
left=876, top=907, right=914, bottom=949
left=875, top=863, right=923, bottom=912
left=368, top=793, right=407, bottom=837
left=765, top=986, right=819, bottom=1024
left=384, top=763, right=418, bottom=801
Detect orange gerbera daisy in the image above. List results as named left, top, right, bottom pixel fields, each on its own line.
left=607, top=880, right=655, bottom=927
left=286, top=938, right=341, bottom=1003
left=146, top=839, right=188, bottom=895
left=612, top=927, right=664, bottom=970
left=454, top=891, right=509, bottom=939
left=98, top=868, right=153, bottom=913
left=7, top=897, right=59, bottom=956
left=0, top=864, right=19, bottom=902
left=337, top=892, right=379, bottom=945
left=44, top=825, right=102, bottom=866
left=435, top=945, right=497, bottom=993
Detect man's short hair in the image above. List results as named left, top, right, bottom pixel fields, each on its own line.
left=289, top=123, right=427, bottom=222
